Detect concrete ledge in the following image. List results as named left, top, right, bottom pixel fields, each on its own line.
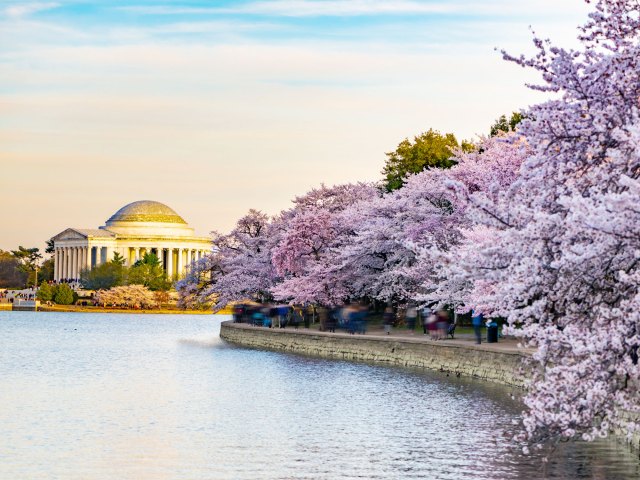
left=220, top=321, right=530, bottom=388
left=221, top=321, right=640, bottom=452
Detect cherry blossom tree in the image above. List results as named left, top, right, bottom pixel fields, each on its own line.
left=318, top=135, right=526, bottom=307
left=270, top=183, right=379, bottom=305
left=95, top=284, right=157, bottom=309
left=176, top=0, right=640, bottom=449
left=443, top=0, right=640, bottom=448
left=177, top=209, right=278, bottom=310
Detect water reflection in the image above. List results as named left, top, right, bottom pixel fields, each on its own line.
left=0, top=312, right=637, bottom=479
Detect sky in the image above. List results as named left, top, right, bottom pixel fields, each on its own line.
left=0, top=0, right=592, bottom=252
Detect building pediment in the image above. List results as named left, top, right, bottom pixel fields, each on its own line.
left=52, top=228, right=89, bottom=241
left=52, top=228, right=116, bottom=242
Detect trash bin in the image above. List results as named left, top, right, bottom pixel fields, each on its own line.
left=487, top=324, right=498, bottom=343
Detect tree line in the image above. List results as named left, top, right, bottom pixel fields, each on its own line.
left=177, top=0, right=640, bottom=451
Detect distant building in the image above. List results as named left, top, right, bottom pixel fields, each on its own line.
left=51, top=200, right=212, bottom=282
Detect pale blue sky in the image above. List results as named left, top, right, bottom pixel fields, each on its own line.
left=0, top=0, right=591, bottom=250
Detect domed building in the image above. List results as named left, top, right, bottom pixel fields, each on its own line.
left=51, top=201, right=212, bottom=282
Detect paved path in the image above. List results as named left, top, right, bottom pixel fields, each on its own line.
left=250, top=323, right=533, bottom=355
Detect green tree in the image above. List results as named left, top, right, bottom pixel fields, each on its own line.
left=36, top=282, right=53, bottom=302
left=80, top=255, right=127, bottom=290
left=490, top=111, right=525, bottom=137
left=111, top=251, right=126, bottom=266
left=45, top=238, right=55, bottom=254
left=128, top=253, right=171, bottom=291
left=38, top=258, right=55, bottom=284
left=10, top=246, right=42, bottom=287
left=382, top=129, right=472, bottom=191
left=52, top=283, right=75, bottom=305
left=0, top=250, right=28, bottom=288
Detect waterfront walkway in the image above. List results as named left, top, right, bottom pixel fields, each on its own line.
left=230, top=321, right=533, bottom=356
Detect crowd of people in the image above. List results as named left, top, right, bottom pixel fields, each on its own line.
left=232, top=302, right=458, bottom=338
left=0, top=288, right=37, bottom=303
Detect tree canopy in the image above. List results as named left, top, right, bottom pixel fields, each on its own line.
left=0, top=250, right=28, bottom=288
left=489, top=112, right=525, bottom=137
left=11, top=246, right=42, bottom=286
left=177, top=0, right=640, bottom=451
left=128, top=253, right=171, bottom=291
left=382, top=129, right=473, bottom=191
left=79, top=252, right=171, bottom=291
left=80, top=257, right=127, bottom=290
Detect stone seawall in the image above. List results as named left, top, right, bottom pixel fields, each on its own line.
left=221, top=322, right=640, bottom=454
left=220, top=321, right=529, bottom=388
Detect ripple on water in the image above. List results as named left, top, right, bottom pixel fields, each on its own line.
left=0, top=312, right=638, bottom=480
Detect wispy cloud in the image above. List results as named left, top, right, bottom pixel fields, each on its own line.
left=4, top=2, right=60, bottom=18
left=119, top=0, right=587, bottom=18
left=120, top=1, right=455, bottom=17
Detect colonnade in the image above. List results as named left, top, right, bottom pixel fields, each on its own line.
left=54, top=246, right=92, bottom=282
left=54, top=245, right=210, bottom=282
left=135, top=246, right=208, bottom=280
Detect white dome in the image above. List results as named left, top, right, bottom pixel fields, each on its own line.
left=101, top=200, right=195, bottom=238
left=106, top=200, right=187, bottom=225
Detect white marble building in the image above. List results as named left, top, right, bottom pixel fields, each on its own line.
left=51, top=201, right=212, bottom=282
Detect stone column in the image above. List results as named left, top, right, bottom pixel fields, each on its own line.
left=84, top=246, right=90, bottom=271
left=54, top=248, right=58, bottom=281
left=134, top=247, right=141, bottom=263
left=76, top=247, right=81, bottom=279
left=105, top=246, right=113, bottom=264
left=54, top=248, right=59, bottom=281
left=61, top=247, right=67, bottom=279
left=167, top=248, right=174, bottom=279
left=63, top=247, right=68, bottom=280
left=176, top=248, right=184, bottom=278
left=72, top=247, right=78, bottom=280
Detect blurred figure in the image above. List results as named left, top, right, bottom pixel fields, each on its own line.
left=353, top=304, right=368, bottom=334
left=278, top=305, right=290, bottom=328
left=318, top=306, right=328, bottom=331
left=472, top=309, right=484, bottom=345
left=406, top=304, right=417, bottom=334
left=427, top=312, right=438, bottom=340
left=269, top=305, right=280, bottom=328
left=303, top=306, right=311, bottom=329
left=327, top=308, right=338, bottom=333
left=293, top=306, right=304, bottom=329
left=436, top=310, right=449, bottom=340
left=422, top=306, right=432, bottom=335
left=383, top=306, right=394, bottom=335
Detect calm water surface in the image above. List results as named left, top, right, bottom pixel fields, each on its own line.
left=0, top=312, right=638, bottom=479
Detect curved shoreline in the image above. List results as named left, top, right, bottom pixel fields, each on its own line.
left=220, top=321, right=530, bottom=388
left=220, top=321, right=640, bottom=452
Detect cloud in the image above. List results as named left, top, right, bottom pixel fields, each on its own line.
left=4, top=2, right=60, bottom=18
left=119, top=1, right=455, bottom=17
left=119, top=0, right=587, bottom=18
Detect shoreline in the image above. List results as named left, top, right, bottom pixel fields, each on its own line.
left=1, top=304, right=228, bottom=315
left=220, top=320, right=530, bottom=388
left=220, top=320, right=640, bottom=453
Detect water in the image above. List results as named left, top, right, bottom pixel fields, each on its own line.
left=0, top=312, right=638, bottom=480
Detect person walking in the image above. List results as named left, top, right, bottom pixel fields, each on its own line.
left=422, top=306, right=432, bottom=335
left=406, top=304, right=417, bottom=334
left=383, top=306, right=394, bottom=335
left=472, top=310, right=483, bottom=345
